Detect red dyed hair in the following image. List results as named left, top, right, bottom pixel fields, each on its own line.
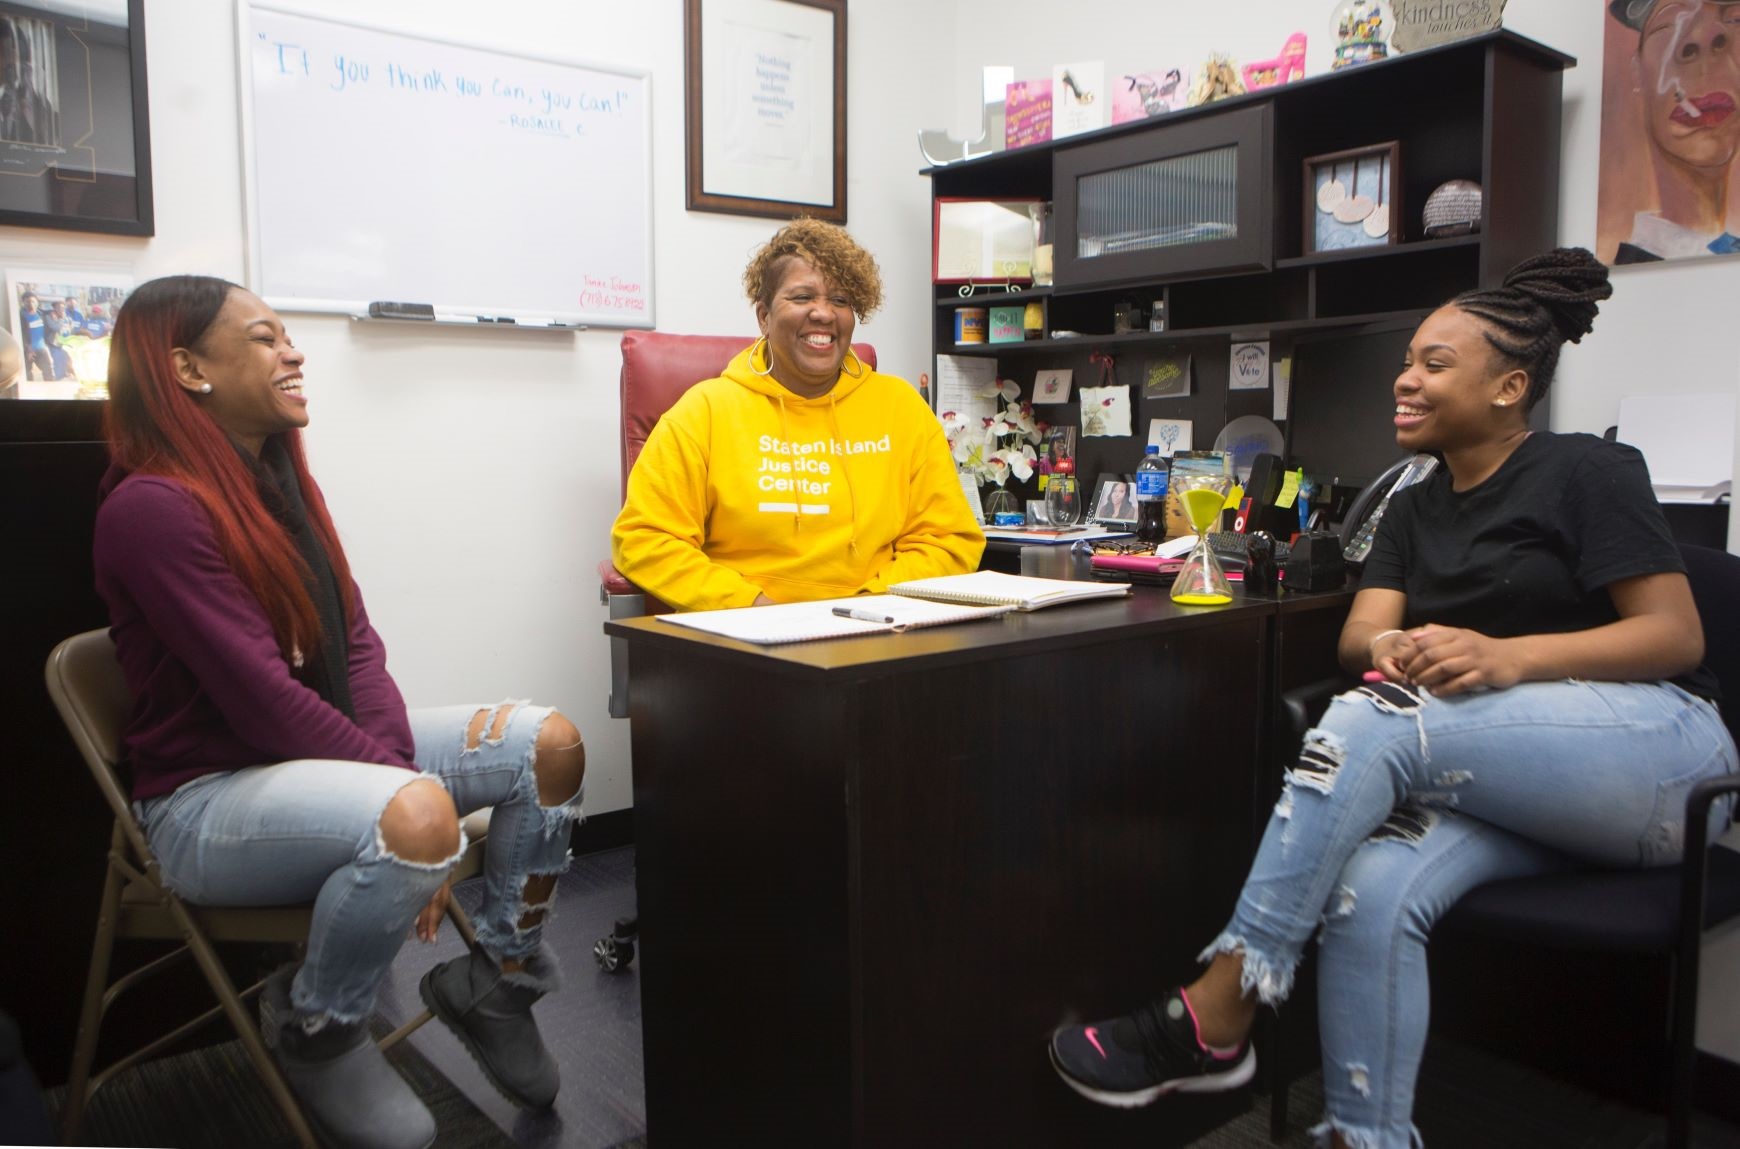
left=105, top=276, right=353, bottom=662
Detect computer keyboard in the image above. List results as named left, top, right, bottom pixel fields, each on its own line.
left=1208, top=531, right=1290, bottom=566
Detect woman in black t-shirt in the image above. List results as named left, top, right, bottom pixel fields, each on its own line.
left=1049, top=249, right=1738, bottom=1148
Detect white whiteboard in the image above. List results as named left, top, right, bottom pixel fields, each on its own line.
left=238, top=3, right=653, bottom=328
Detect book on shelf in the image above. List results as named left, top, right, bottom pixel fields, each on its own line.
left=889, top=569, right=1132, bottom=611
left=656, top=594, right=1010, bottom=646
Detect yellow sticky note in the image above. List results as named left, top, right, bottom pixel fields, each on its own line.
left=1223, top=482, right=1244, bottom=510
left=1277, top=469, right=1302, bottom=509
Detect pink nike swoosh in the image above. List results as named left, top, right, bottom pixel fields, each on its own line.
left=1084, top=1026, right=1107, bottom=1059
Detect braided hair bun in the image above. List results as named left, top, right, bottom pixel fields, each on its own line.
left=1499, top=248, right=1611, bottom=344
left=1449, top=247, right=1614, bottom=411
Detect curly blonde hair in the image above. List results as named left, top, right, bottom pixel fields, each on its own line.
left=742, top=218, right=884, bottom=321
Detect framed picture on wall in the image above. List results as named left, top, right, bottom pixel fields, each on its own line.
left=4, top=264, right=134, bottom=399
left=0, top=0, right=153, bottom=236
left=1303, top=141, right=1399, bottom=254
left=684, top=0, right=846, bottom=222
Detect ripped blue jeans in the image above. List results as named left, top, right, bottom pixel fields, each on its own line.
left=137, top=702, right=582, bottom=1027
left=1202, top=679, right=1736, bottom=1149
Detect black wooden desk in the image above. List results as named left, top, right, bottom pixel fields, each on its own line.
left=607, top=583, right=1353, bottom=1147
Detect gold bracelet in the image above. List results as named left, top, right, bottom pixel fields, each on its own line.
left=1368, top=629, right=1404, bottom=660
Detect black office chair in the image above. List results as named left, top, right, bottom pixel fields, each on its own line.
left=1336, top=455, right=1414, bottom=553
left=1267, top=544, right=1740, bottom=1148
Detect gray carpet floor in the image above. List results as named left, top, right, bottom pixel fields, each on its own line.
left=39, top=844, right=1740, bottom=1148
left=1197, top=1046, right=1740, bottom=1149
left=47, top=1013, right=514, bottom=1149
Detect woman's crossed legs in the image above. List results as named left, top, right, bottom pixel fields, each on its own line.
left=1053, top=678, right=1735, bottom=1148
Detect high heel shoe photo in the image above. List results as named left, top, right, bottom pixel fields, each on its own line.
left=1060, top=69, right=1095, bottom=105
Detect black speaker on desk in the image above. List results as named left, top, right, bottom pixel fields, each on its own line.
left=1245, top=453, right=1294, bottom=538
left=1284, top=532, right=1347, bottom=592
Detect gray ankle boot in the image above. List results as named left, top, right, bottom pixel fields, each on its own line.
left=419, top=946, right=560, bottom=1109
left=259, top=966, right=437, bottom=1149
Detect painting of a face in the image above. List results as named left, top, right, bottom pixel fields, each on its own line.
left=1598, top=0, right=1740, bottom=261
left=1638, top=1, right=1740, bottom=170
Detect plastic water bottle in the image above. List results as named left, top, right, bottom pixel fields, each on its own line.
left=1135, top=446, right=1169, bottom=543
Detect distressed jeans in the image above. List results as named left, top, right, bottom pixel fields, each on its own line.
left=1202, top=679, right=1737, bottom=1149
left=137, top=702, right=582, bottom=1028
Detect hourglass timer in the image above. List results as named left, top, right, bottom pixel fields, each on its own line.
left=1170, top=470, right=1235, bottom=605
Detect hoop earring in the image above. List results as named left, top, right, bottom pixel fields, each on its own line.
left=750, top=336, right=775, bottom=377
left=842, top=348, right=865, bottom=379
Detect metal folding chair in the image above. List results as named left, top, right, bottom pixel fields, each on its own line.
left=47, top=628, right=491, bottom=1148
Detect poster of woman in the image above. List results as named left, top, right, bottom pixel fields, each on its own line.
left=1599, top=0, right=1740, bottom=263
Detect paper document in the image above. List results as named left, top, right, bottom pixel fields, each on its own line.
left=1617, top=393, right=1735, bottom=503
left=935, top=355, right=998, bottom=424
left=657, top=595, right=1010, bottom=645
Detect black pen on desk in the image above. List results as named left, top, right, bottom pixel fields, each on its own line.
left=832, top=606, right=895, bottom=624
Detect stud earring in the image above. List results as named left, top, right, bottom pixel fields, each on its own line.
left=199, top=383, right=213, bottom=394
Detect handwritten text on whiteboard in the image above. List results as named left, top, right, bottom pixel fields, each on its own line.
left=262, top=33, right=632, bottom=138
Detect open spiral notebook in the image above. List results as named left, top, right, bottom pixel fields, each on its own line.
left=657, top=573, right=1129, bottom=645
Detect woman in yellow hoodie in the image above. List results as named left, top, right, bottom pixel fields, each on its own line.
left=611, top=220, right=985, bottom=611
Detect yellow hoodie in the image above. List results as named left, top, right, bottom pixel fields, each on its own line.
left=610, top=345, right=985, bottom=611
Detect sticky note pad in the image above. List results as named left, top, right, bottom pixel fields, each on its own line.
left=1277, top=469, right=1302, bottom=509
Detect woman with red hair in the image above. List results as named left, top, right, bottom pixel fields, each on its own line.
left=95, top=276, right=585, bottom=1149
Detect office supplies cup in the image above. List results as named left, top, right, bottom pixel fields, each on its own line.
left=1170, top=471, right=1236, bottom=605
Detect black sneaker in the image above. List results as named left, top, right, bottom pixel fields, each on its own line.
left=1049, top=987, right=1255, bottom=1108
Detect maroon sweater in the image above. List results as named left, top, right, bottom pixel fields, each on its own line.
left=93, top=469, right=416, bottom=800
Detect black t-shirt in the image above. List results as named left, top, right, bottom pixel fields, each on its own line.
left=1362, top=432, right=1718, bottom=699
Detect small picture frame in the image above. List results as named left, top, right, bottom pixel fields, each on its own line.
left=1090, top=476, right=1138, bottom=529
left=1303, top=142, right=1400, bottom=254
left=933, top=197, right=1039, bottom=284
left=4, top=264, right=133, bottom=399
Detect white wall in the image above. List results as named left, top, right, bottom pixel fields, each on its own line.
left=0, top=0, right=948, bottom=819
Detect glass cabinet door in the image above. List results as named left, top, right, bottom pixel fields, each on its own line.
left=1054, top=104, right=1272, bottom=287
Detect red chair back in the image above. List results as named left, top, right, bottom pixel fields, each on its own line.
left=616, top=331, right=877, bottom=496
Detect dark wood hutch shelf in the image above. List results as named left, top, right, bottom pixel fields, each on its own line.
left=925, top=30, right=1573, bottom=494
